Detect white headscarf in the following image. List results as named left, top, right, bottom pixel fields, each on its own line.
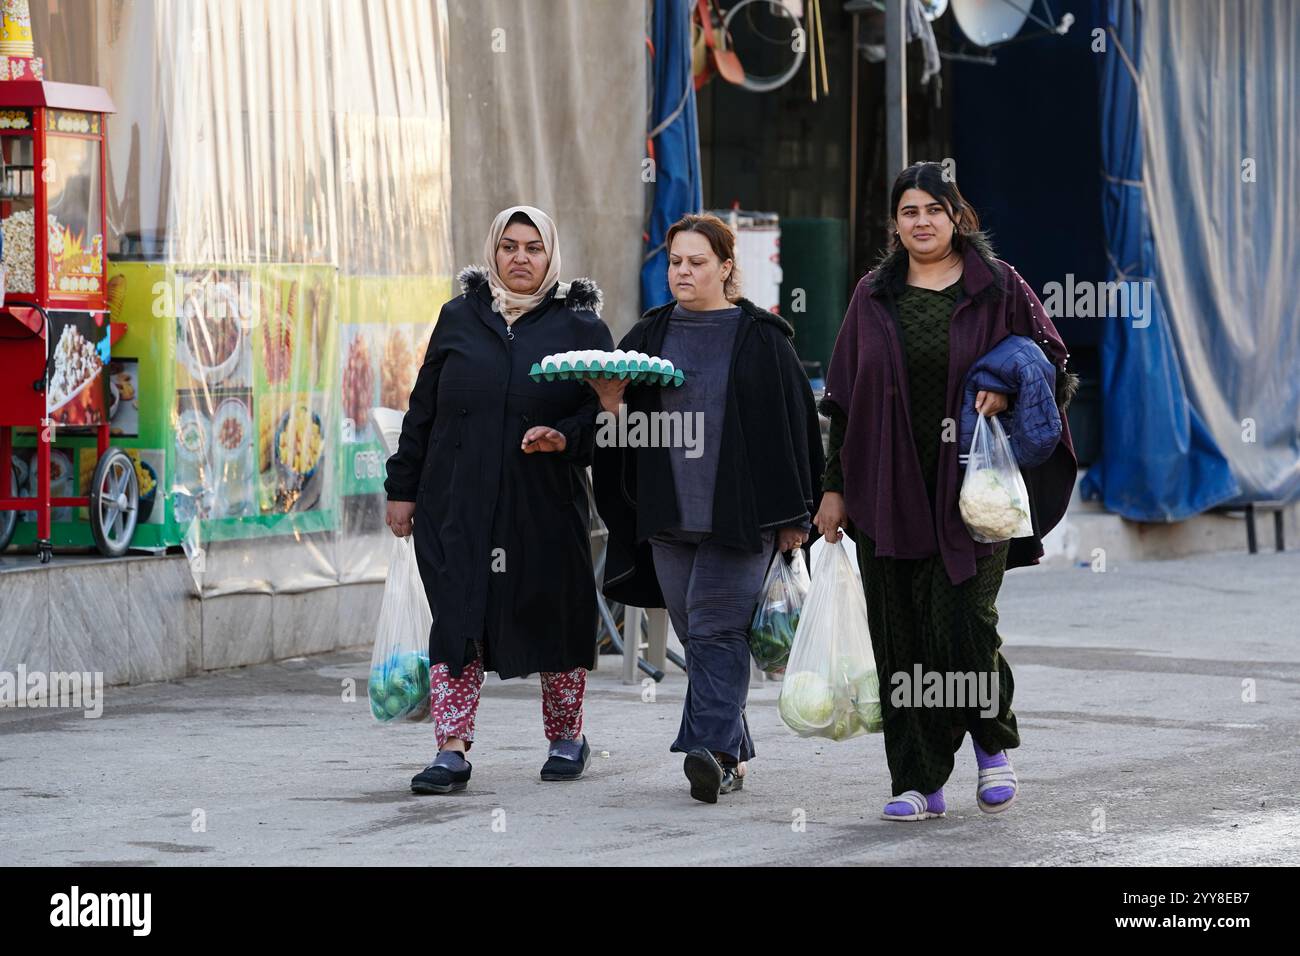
left=483, top=205, right=562, bottom=323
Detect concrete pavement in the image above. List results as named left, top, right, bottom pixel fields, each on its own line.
left=2, top=548, right=1298, bottom=866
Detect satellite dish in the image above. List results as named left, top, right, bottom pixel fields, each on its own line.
left=951, top=0, right=1031, bottom=47
left=919, top=0, right=949, bottom=20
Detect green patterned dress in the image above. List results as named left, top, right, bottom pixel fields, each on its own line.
left=824, top=280, right=1018, bottom=796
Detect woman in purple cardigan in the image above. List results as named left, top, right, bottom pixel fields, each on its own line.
left=815, top=163, right=1078, bottom=821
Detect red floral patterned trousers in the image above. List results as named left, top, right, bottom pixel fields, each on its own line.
left=429, top=655, right=586, bottom=751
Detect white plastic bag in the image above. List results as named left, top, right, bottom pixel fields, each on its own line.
left=778, top=538, right=881, bottom=741
left=368, top=535, right=433, bottom=723
left=959, top=413, right=1034, bottom=543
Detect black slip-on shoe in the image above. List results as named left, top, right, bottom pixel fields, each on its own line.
left=683, top=749, right=725, bottom=804
left=719, top=766, right=744, bottom=794
left=540, top=736, right=590, bottom=781
left=411, top=757, right=472, bottom=794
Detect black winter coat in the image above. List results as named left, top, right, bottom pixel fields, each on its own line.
left=592, top=298, right=825, bottom=609
left=385, top=267, right=613, bottom=678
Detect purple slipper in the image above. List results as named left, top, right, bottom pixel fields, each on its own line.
left=973, top=740, right=1018, bottom=813
left=881, top=788, right=946, bottom=821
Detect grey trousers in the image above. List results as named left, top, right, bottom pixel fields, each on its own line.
left=649, top=528, right=776, bottom=763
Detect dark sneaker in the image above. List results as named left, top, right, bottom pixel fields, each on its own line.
left=411, top=751, right=471, bottom=794
left=683, top=749, right=725, bottom=804
left=540, top=735, right=590, bottom=781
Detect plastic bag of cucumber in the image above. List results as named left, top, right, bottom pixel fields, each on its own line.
left=748, top=547, right=810, bottom=675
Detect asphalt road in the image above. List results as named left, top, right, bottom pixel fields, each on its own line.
left=2, top=549, right=1298, bottom=866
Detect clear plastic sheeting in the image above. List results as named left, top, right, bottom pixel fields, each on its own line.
left=29, top=0, right=454, bottom=595
left=1140, top=0, right=1300, bottom=505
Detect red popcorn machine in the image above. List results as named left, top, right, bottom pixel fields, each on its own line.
left=0, top=2, right=136, bottom=563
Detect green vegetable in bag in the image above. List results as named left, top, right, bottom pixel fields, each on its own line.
left=778, top=670, right=836, bottom=731
left=748, top=550, right=809, bottom=674
left=826, top=706, right=866, bottom=742
left=852, top=670, right=883, bottom=733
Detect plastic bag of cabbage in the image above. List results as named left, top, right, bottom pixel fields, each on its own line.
left=368, top=535, right=433, bottom=723
left=958, top=413, right=1033, bottom=543
left=748, top=548, right=809, bottom=674
left=777, top=538, right=881, bottom=740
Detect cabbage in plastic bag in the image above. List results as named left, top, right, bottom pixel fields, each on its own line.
left=777, top=538, right=880, bottom=740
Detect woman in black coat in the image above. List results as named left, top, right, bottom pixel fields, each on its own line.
left=384, top=205, right=612, bottom=794
left=591, top=214, right=825, bottom=804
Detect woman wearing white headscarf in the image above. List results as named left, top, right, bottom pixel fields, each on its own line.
left=385, top=206, right=612, bottom=794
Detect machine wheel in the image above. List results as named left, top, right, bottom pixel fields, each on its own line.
left=0, top=471, right=15, bottom=553
left=89, top=448, right=139, bottom=558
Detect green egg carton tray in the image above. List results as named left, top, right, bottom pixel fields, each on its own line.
left=528, top=357, right=686, bottom=387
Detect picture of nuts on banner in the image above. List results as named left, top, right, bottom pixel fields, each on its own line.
left=380, top=326, right=421, bottom=412
left=341, top=328, right=377, bottom=441
left=213, top=398, right=253, bottom=461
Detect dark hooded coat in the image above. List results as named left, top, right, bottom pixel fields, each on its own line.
left=384, top=267, right=613, bottom=678
left=592, top=297, right=825, bottom=608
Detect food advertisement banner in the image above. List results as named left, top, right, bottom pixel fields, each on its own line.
left=6, top=262, right=452, bottom=588
left=337, top=276, right=443, bottom=499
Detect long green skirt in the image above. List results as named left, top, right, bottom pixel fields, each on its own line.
left=848, top=520, right=1018, bottom=796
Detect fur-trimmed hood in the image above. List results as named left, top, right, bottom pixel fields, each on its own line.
left=865, top=230, right=1006, bottom=307
left=456, top=265, right=604, bottom=317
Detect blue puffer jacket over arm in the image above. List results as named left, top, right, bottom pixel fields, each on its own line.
left=959, top=334, right=1062, bottom=469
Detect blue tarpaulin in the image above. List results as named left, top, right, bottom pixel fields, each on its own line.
left=1079, top=0, right=1239, bottom=520
left=641, top=0, right=703, bottom=312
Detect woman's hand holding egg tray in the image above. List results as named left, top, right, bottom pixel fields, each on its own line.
left=529, top=349, right=686, bottom=387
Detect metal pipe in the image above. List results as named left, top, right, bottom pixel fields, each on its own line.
left=885, top=0, right=908, bottom=187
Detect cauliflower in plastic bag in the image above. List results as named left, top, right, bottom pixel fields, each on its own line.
left=959, top=413, right=1034, bottom=543
left=959, top=469, right=1029, bottom=540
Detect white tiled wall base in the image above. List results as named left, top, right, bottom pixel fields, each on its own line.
left=0, top=554, right=384, bottom=696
